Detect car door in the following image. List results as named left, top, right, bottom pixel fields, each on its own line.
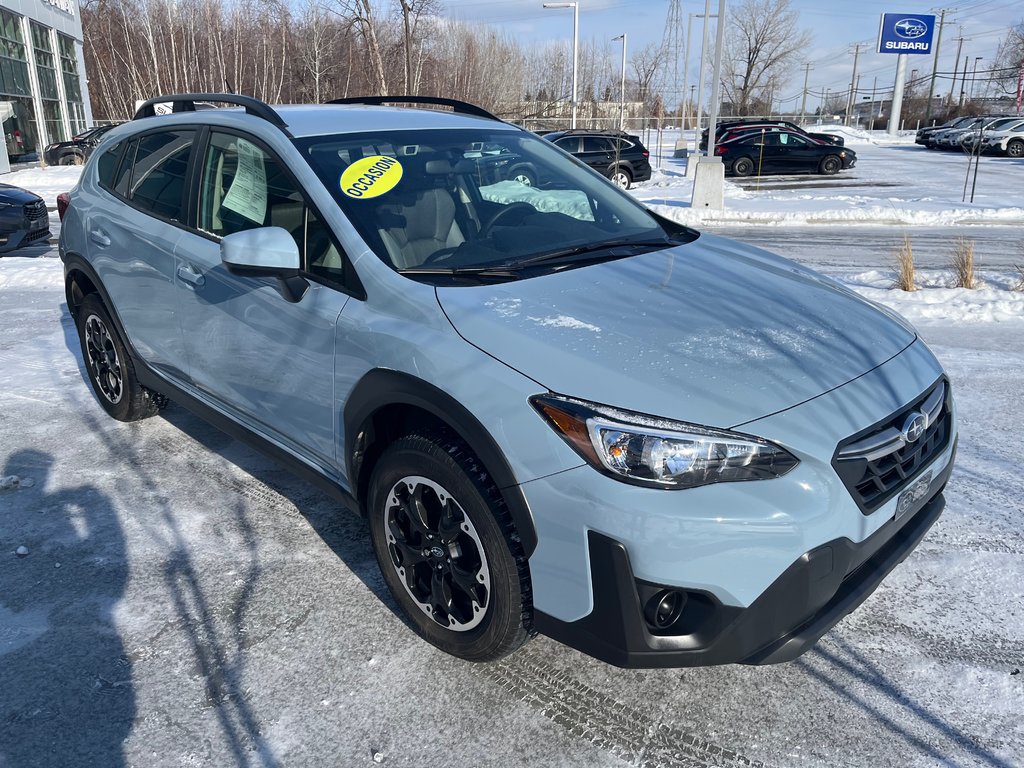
left=778, top=132, right=820, bottom=172
left=173, top=129, right=353, bottom=474
left=88, top=128, right=195, bottom=380
left=578, top=136, right=615, bottom=175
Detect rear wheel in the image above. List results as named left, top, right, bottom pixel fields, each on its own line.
left=367, top=433, right=531, bottom=661
left=1007, top=139, right=1024, bottom=158
left=609, top=166, right=632, bottom=189
left=819, top=155, right=842, bottom=175
left=77, top=294, right=164, bottom=422
left=59, top=153, right=84, bottom=166
left=509, top=166, right=536, bottom=186
left=732, top=157, right=754, bottom=177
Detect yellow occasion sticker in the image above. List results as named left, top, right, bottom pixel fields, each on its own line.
left=340, top=155, right=403, bottom=199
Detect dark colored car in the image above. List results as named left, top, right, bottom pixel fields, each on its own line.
left=43, top=123, right=120, bottom=166
left=701, top=120, right=844, bottom=150
left=715, top=130, right=856, bottom=176
left=543, top=129, right=652, bottom=189
left=0, top=183, right=50, bottom=253
left=465, top=142, right=540, bottom=186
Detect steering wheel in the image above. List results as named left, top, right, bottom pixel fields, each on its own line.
left=479, top=202, right=535, bottom=238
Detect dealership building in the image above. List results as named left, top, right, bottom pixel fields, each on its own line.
left=0, top=0, right=91, bottom=159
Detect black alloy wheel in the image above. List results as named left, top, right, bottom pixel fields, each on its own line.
left=76, top=294, right=164, bottom=422
left=368, top=433, right=532, bottom=661
left=732, top=156, right=754, bottom=177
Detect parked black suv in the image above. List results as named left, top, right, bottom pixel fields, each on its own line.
left=700, top=120, right=844, bottom=150
left=43, top=123, right=120, bottom=166
left=543, top=129, right=652, bottom=189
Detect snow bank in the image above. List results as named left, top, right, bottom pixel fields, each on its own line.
left=804, top=124, right=877, bottom=145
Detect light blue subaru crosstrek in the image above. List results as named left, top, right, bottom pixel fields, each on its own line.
left=59, top=94, right=957, bottom=667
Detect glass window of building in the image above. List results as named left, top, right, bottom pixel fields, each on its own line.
left=30, top=20, right=65, bottom=143
left=0, top=8, right=36, bottom=157
left=57, top=34, right=84, bottom=135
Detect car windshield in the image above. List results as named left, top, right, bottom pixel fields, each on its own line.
left=295, top=128, right=676, bottom=276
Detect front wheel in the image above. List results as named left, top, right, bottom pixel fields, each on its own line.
left=819, top=155, right=842, bottom=175
left=1007, top=139, right=1024, bottom=158
left=609, top=167, right=632, bottom=189
left=508, top=166, right=536, bottom=187
left=367, top=433, right=532, bottom=662
left=77, top=294, right=164, bottom=422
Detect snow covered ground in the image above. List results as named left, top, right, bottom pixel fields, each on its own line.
left=1, top=149, right=1023, bottom=766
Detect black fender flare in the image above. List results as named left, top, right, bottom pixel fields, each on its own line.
left=63, top=253, right=132, bottom=343
left=344, top=369, right=538, bottom=557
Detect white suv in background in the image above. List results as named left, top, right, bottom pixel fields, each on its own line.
left=981, top=119, right=1024, bottom=158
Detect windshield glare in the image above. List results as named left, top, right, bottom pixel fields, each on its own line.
left=296, top=128, right=668, bottom=274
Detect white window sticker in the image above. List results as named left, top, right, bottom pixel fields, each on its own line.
left=222, top=138, right=268, bottom=223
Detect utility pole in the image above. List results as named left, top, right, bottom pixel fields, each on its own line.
left=958, top=54, right=969, bottom=106
left=924, top=8, right=948, bottom=125
left=844, top=44, right=861, bottom=127
left=799, top=63, right=812, bottom=125
left=948, top=31, right=966, bottom=106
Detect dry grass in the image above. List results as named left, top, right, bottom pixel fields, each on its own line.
left=950, top=236, right=976, bottom=289
left=1013, top=264, right=1024, bottom=292
left=894, top=236, right=916, bottom=291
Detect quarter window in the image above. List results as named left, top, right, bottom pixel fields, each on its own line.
left=127, top=129, right=194, bottom=223
left=96, top=141, right=123, bottom=190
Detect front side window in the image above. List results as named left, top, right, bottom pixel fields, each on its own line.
left=199, top=131, right=345, bottom=284
left=128, top=129, right=194, bottom=223
left=296, top=128, right=680, bottom=277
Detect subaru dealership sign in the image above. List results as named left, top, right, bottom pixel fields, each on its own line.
left=878, top=13, right=936, bottom=54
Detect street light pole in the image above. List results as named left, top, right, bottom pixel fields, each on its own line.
left=613, top=33, right=627, bottom=130
left=695, top=0, right=712, bottom=141
left=543, top=2, right=579, bottom=129
left=970, top=56, right=983, bottom=101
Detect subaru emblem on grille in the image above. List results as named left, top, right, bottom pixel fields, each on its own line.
left=901, top=412, right=928, bottom=443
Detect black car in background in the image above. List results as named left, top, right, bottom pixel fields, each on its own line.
left=543, top=129, right=652, bottom=189
left=701, top=120, right=845, bottom=150
left=715, top=130, right=856, bottom=176
left=0, top=184, right=50, bottom=253
left=43, top=123, right=120, bottom=166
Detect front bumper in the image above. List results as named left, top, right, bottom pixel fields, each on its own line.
left=535, top=442, right=953, bottom=667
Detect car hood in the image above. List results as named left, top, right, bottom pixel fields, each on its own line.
left=437, top=234, right=916, bottom=428
left=0, top=184, right=43, bottom=204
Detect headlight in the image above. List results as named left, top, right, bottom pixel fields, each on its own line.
left=531, top=395, right=798, bottom=489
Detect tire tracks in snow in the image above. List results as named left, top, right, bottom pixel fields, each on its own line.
left=479, top=657, right=770, bottom=768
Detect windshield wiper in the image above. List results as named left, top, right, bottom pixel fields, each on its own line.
left=398, top=266, right=522, bottom=282
left=509, top=238, right=678, bottom=270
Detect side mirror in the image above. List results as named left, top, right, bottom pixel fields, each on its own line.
left=220, top=226, right=308, bottom=303
left=220, top=226, right=301, bottom=277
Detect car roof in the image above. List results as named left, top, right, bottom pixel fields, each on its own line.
left=110, top=103, right=522, bottom=141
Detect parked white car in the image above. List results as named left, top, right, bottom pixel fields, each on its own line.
left=981, top=120, right=1024, bottom=158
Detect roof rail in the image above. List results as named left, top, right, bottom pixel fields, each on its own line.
left=325, top=95, right=500, bottom=122
left=133, top=93, right=291, bottom=135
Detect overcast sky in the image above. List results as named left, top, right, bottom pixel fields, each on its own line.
left=441, top=0, right=1018, bottom=105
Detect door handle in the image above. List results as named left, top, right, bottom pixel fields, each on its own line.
left=176, top=264, right=205, bottom=288
left=89, top=229, right=110, bottom=247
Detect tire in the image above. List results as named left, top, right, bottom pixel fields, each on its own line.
left=509, top=166, right=536, bottom=187
left=59, top=153, right=84, bottom=166
left=819, top=155, right=842, bottom=175
left=609, top=166, right=632, bottom=189
left=1007, top=139, right=1024, bottom=159
left=732, top=157, right=754, bottom=177
left=77, top=294, right=164, bottom=422
left=367, top=432, right=532, bottom=662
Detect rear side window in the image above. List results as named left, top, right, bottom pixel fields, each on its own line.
left=96, top=142, right=124, bottom=191
left=127, top=129, right=195, bottom=223
left=582, top=137, right=614, bottom=153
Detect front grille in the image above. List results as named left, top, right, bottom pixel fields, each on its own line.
left=24, top=200, right=48, bottom=227
left=832, top=379, right=952, bottom=514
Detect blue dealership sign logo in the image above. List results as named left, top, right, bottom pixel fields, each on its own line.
left=878, top=13, right=936, bottom=54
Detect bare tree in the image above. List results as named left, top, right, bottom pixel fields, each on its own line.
left=721, top=0, right=810, bottom=116
left=990, top=21, right=1024, bottom=98
left=299, top=1, right=343, bottom=101
left=396, top=0, right=439, bottom=94
left=334, top=0, right=389, bottom=95
left=630, top=43, right=661, bottom=106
